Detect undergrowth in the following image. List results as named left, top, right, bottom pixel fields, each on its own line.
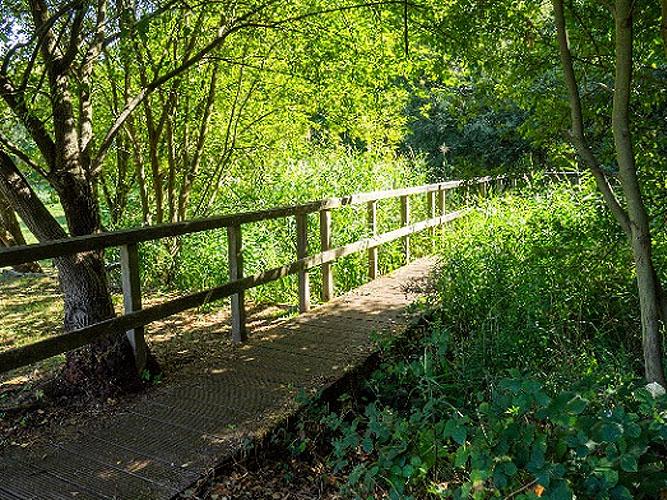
left=282, top=183, right=667, bottom=500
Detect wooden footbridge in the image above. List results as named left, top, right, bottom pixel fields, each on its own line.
left=0, top=178, right=505, bottom=499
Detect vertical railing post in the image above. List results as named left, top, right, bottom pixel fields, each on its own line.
left=296, top=213, right=310, bottom=313
left=438, top=186, right=446, bottom=216
left=427, top=189, right=436, bottom=251
left=120, top=243, right=147, bottom=373
left=227, top=224, right=246, bottom=343
left=481, top=180, right=487, bottom=198
left=400, top=194, right=410, bottom=263
left=367, top=200, right=378, bottom=279
left=320, top=209, right=333, bottom=302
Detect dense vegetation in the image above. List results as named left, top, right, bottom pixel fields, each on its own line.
left=1, top=0, right=664, bottom=392
left=280, top=184, right=666, bottom=499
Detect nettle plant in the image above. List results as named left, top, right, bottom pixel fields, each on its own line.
left=324, top=346, right=667, bottom=500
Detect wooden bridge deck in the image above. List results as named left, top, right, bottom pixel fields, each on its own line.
left=0, top=258, right=434, bottom=500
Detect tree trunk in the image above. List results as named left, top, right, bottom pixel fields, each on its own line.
left=613, top=0, right=666, bottom=386
left=553, top=0, right=666, bottom=386
left=0, top=150, right=144, bottom=397
left=0, top=190, right=42, bottom=273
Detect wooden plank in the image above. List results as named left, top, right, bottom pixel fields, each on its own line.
left=120, top=243, right=147, bottom=373
left=319, top=209, right=333, bottom=302
left=367, top=200, right=378, bottom=279
left=296, top=213, right=310, bottom=313
left=0, top=182, right=465, bottom=268
left=227, top=225, right=246, bottom=343
left=401, top=195, right=410, bottom=263
left=0, top=210, right=468, bottom=373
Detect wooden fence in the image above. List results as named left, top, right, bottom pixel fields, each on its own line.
left=0, top=177, right=502, bottom=375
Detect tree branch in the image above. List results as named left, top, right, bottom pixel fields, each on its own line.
left=552, top=0, right=631, bottom=237
left=0, top=75, right=57, bottom=170
left=90, top=0, right=410, bottom=173
left=0, top=133, right=49, bottom=178
left=0, top=148, right=67, bottom=243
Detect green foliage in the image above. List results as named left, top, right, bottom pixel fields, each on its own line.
left=137, top=147, right=428, bottom=304
left=401, top=79, right=540, bottom=180
left=434, top=182, right=641, bottom=388
left=320, top=185, right=667, bottom=499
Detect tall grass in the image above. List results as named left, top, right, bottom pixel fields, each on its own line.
left=317, top=182, right=666, bottom=500
left=432, top=182, right=641, bottom=391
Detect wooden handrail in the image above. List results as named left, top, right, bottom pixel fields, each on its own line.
left=0, top=176, right=502, bottom=374
left=0, top=180, right=470, bottom=268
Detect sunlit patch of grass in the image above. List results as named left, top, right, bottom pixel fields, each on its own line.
left=0, top=271, right=63, bottom=350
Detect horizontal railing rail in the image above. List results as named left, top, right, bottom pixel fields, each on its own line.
left=0, top=180, right=468, bottom=268
left=0, top=176, right=501, bottom=375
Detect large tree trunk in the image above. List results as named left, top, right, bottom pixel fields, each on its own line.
left=0, top=150, right=143, bottom=397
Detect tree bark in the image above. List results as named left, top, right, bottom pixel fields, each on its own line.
left=612, top=0, right=666, bottom=387
left=0, top=190, right=42, bottom=273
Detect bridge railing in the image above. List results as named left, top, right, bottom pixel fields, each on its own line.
left=0, top=176, right=501, bottom=375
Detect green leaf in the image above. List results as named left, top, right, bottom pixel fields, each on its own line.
left=444, top=419, right=467, bottom=445
left=362, top=436, right=374, bottom=453
left=528, top=448, right=545, bottom=471
left=452, top=424, right=467, bottom=445
left=547, top=479, right=573, bottom=500
left=609, top=485, right=633, bottom=500
left=619, top=455, right=637, bottom=472
left=601, top=423, right=623, bottom=443
left=567, top=396, right=588, bottom=415
left=598, top=468, right=619, bottom=488
left=454, top=445, right=470, bottom=467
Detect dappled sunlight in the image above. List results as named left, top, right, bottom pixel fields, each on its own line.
left=1, top=260, right=430, bottom=498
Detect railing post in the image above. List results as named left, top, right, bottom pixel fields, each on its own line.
left=367, top=200, right=378, bottom=279
left=120, top=243, right=147, bottom=373
left=481, top=180, right=487, bottom=198
left=438, top=186, right=447, bottom=239
left=438, top=186, right=446, bottom=215
left=227, top=224, right=246, bottom=343
left=320, top=209, right=333, bottom=302
left=296, top=213, right=310, bottom=313
left=427, top=190, right=436, bottom=251
left=400, top=194, right=410, bottom=263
